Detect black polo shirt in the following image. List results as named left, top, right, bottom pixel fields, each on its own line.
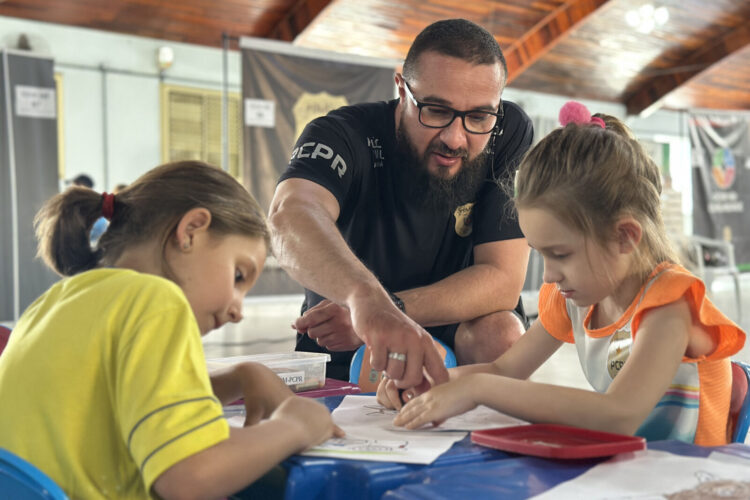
left=280, top=98, right=534, bottom=379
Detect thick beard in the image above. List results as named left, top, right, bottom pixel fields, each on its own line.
left=395, top=125, right=489, bottom=212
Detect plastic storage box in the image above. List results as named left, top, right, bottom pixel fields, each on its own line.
left=206, top=352, right=331, bottom=392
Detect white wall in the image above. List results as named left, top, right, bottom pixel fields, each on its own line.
left=0, top=15, right=241, bottom=191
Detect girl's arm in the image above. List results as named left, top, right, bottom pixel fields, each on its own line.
left=210, top=362, right=295, bottom=425
left=378, top=319, right=563, bottom=409
left=394, top=300, right=692, bottom=435
left=452, top=318, right=564, bottom=380
left=152, top=396, right=343, bottom=500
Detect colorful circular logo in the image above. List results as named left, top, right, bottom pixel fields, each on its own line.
left=711, top=148, right=736, bottom=189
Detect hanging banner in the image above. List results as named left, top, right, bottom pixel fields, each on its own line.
left=0, top=50, right=59, bottom=322
left=688, top=113, right=750, bottom=268
left=240, top=37, right=396, bottom=212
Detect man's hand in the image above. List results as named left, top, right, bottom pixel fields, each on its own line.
left=293, top=300, right=364, bottom=351
left=350, top=297, right=449, bottom=389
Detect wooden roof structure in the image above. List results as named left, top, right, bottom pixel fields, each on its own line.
left=1, top=0, right=748, bottom=115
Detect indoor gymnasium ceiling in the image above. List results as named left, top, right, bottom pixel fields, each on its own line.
left=0, top=0, right=748, bottom=115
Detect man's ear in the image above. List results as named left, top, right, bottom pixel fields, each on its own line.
left=174, top=208, right=212, bottom=251
left=394, top=72, right=406, bottom=100
left=616, top=216, right=642, bottom=254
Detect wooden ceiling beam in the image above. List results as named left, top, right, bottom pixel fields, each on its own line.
left=626, top=23, right=750, bottom=117
left=266, top=0, right=333, bottom=42
left=504, top=0, right=610, bottom=84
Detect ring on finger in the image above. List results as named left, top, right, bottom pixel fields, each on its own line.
left=387, top=352, right=406, bottom=362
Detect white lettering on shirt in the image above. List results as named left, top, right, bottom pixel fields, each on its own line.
left=290, top=141, right=347, bottom=178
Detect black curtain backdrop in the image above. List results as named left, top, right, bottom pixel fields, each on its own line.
left=0, top=50, right=59, bottom=322
left=241, top=39, right=396, bottom=213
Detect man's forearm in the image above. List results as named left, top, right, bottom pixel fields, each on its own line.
left=269, top=200, right=386, bottom=308
left=399, top=264, right=524, bottom=327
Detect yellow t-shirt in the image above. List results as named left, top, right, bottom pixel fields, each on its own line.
left=0, top=268, right=229, bottom=498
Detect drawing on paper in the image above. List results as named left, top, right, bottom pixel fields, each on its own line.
left=324, top=437, right=410, bottom=453
left=363, top=404, right=398, bottom=417
left=666, top=471, right=750, bottom=499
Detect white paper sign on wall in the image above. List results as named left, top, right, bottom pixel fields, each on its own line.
left=244, top=98, right=275, bottom=128
left=15, top=85, right=56, bottom=119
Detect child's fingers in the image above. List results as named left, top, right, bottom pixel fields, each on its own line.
left=332, top=424, right=345, bottom=438
left=386, top=381, right=403, bottom=410
left=392, top=399, right=425, bottom=428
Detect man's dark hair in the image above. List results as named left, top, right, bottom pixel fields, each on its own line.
left=402, top=19, right=507, bottom=83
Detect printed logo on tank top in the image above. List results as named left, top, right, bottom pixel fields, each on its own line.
left=453, top=202, right=475, bottom=237
left=367, top=137, right=384, bottom=168
left=607, top=328, right=632, bottom=378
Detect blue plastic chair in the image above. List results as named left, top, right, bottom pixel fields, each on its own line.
left=0, top=449, right=68, bottom=499
left=349, top=338, right=457, bottom=392
left=731, top=361, right=750, bottom=443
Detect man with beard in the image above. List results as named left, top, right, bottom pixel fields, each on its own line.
left=268, top=19, right=533, bottom=390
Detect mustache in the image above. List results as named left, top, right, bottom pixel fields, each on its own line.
left=428, top=142, right=468, bottom=159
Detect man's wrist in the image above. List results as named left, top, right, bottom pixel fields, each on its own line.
left=389, top=292, right=406, bottom=313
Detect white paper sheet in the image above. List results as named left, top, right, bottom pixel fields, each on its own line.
left=531, top=449, right=750, bottom=499
left=299, top=395, right=527, bottom=464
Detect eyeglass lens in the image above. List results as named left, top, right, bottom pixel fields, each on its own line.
left=419, top=105, right=498, bottom=134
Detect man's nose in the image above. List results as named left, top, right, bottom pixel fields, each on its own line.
left=439, top=116, right=467, bottom=152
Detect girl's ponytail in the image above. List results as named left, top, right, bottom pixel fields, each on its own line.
left=34, top=187, right=105, bottom=276
left=35, top=161, right=268, bottom=278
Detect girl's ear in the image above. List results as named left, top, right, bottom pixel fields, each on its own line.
left=174, top=208, right=212, bottom=251
left=615, top=216, right=642, bottom=254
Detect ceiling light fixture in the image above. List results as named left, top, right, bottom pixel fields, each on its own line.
left=625, top=4, right=669, bottom=34
left=157, top=46, right=174, bottom=71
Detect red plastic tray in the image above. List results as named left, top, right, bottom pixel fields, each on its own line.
left=471, top=424, right=646, bottom=459
left=297, top=378, right=362, bottom=398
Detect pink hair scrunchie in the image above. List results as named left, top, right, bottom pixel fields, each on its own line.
left=559, top=101, right=605, bottom=129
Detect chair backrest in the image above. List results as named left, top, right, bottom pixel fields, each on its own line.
left=687, top=235, right=738, bottom=275
left=350, top=339, right=457, bottom=393
left=0, top=448, right=68, bottom=499
left=729, top=361, right=750, bottom=443
left=0, top=325, right=11, bottom=356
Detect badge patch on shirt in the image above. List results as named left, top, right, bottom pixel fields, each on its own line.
left=607, top=328, right=632, bottom=378
left=454, top=202, right=475, bottom=237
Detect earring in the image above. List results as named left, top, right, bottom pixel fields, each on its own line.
left=182, top=240, right=190, bottom=250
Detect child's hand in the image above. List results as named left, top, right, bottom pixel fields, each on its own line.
left=376, top=377, right=405, bottom=409
left=236, top=362, right=295, bottom=425
left=377, top=369, right=438, bottom=410
left=270, top=397, right=345, bottom=450
left=392, top=377, right=478, bottom=430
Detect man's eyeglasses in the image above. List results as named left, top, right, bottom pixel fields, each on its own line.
left=402, top=80, right=503, bottom=135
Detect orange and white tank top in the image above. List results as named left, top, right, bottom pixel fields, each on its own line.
left=539, top=263, right=745, bottom=445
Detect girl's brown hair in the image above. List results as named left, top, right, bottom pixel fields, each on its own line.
left=35, top=161, right=270, bottom=276
left=513, top=114, right=679, bottom=280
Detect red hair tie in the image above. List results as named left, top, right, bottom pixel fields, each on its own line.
left=101, top=192, right=115, bottom=221
left=559, top=101, right=605, bottom=129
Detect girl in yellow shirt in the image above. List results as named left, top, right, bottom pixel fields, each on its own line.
left=0, top=161, right=342, bottom=499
